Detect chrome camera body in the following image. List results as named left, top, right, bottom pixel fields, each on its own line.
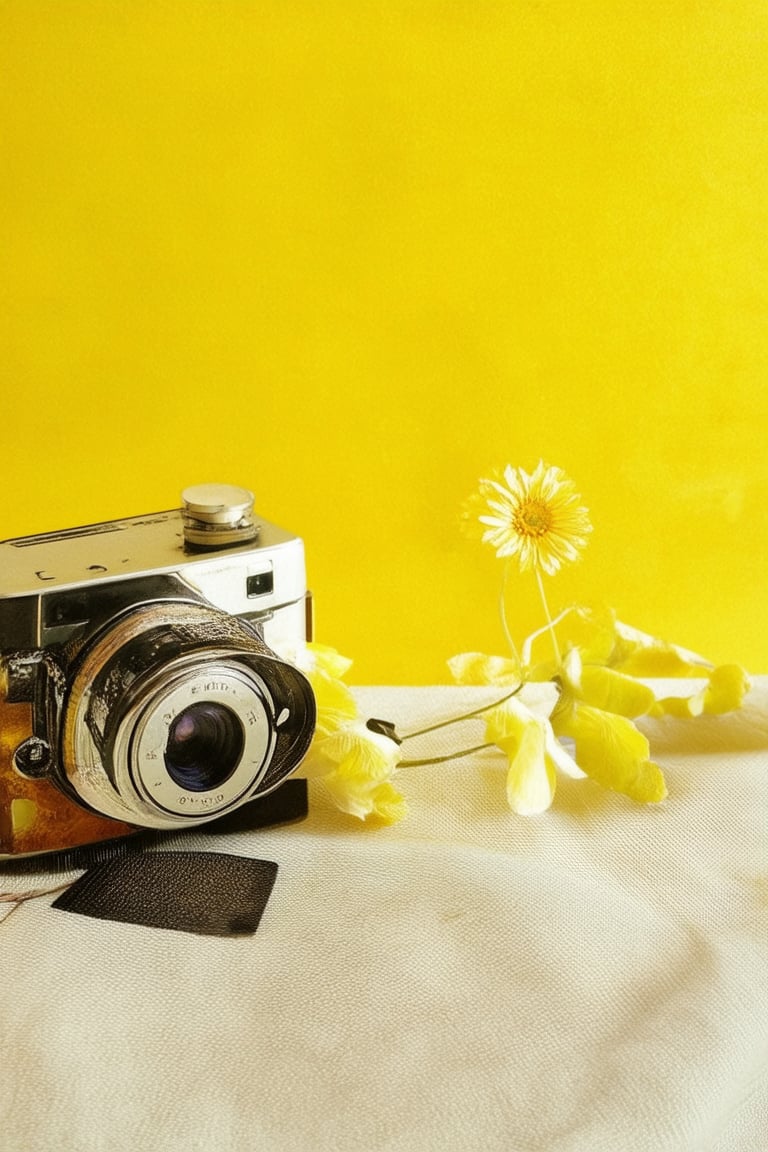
left=0, top=485, right=316, bottom=858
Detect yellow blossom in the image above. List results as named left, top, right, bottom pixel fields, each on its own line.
left=311, top=723, right=406, bottom=823
left=446, top=651, right=521, bottom=687
left=549, top=610, right=752, bottom=718
left=552, top=700, right=667, bottom=804
left=291, top=644, right=407, bottom=823
left=650, top=663, right=752, bottom=718
left=450, top=595, right=752, bottom=812
left=484, top=691, right=583, bottom=815
left=289, top=642, right=357, bottom=737
left=449, top=643, right=668, bottom=808
left=560, top=647, right=657, bottom=719
left=466, top=460, right=592, bottom=574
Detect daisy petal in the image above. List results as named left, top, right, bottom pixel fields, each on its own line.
left=464, top=460, right=591, bottom=573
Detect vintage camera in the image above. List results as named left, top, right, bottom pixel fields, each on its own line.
left=0, top=484, right=316, bottom=858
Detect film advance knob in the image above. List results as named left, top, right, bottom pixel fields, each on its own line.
left=181, top=484, right=258, bottom=547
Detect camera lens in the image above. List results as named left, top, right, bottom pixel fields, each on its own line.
left=61, top=601, right=315, bottom=829
left=164, top=701, right=245, bottom=793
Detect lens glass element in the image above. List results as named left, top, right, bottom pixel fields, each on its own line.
left=164, top=701, right=245, bottom=792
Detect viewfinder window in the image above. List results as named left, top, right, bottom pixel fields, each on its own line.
left=246, top=571, right=274, bottom=597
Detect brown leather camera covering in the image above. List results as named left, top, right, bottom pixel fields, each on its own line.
left=0, top=697, right=135, bottom=856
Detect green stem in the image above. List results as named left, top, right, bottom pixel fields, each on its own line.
left=400, top=684, right=523, bottom=740
left=400, top=742, right=495, bottom=767
left=534, top=565, right=561, bottom=666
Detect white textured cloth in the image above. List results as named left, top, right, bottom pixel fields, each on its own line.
left=1, top=682, right=766, bottom=1152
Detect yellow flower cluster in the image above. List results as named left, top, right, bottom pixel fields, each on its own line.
left=286, top=461, right=750, bottom=825
left=449, top=605, right=750, bottom=815
left=453, top=461, right=751, bottom=814
left=291, top=644, right=406, bottom=823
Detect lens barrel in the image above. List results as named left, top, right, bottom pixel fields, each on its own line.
left=60, top=601, right=315, bottom=829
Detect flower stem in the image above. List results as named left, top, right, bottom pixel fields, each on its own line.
left=500, top=559, right=523, bottom=667
left=520, top=605, right=575, bottom=667
left=534, top=565, right=562, bottom=666
left=400, top=684, right=523, bottom=740
left=400, top=742, right=495, bottom=767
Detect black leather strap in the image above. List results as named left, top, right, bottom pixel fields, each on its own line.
left=52, top=851, right=279, bottom=936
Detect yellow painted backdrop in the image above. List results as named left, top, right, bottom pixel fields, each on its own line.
left=2, top=1, right=767, bottom=682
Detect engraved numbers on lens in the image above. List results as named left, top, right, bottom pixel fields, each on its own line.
left=178, top=793, right=225, bottom=806
left=191, top=681, right=231, bottom=696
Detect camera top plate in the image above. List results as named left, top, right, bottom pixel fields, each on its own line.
left=0, top=506, right=308, bottom=653
left=0, top=508, right=302, bottom=597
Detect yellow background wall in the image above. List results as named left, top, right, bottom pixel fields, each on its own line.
left=2, top=1, right=767, bottom=683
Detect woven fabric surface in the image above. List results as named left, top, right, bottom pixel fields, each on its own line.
left=0, top=681, right=766, bottom=1152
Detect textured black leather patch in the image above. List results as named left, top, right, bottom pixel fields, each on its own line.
left=52, top=851, right=279, bottom=936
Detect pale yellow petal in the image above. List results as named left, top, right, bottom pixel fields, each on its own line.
left=498, top=722, right=556, bottom=815
left=562, top=646, right=583, bottom=688
left=577, top=665, right=656, bottom=718
left=322, top=772, right=407, bottom=823
left=483, top=699, right=557, bottom=814
left=484, top=696, right=541, bottom=744
left=517, top=681, right=560, bottom=720
left=304, top=642, right=354, bottom=679
left=649, top=693, right=703, bottom=718
left=304, top=670, right=358, bottom=737
left=313, top=725, right=405, bottom=822
left=319, top=724, right=400, bottom=774
left=554, top=702, right=667, bottom=804
left=544, top=728, right=585, bottom=778
left=295, top=739, right=334, bottom=779
left=651, top=663, right=751, bottom=718
left=610, top=621, right=710, bottom=678
left=447, top=651, right=521, bottom=686
left=364, top=780, right=409, bottom=824
left=701, top=664, right=751, bottom=714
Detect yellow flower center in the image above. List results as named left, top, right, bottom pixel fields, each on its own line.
left=513, top=499, right=553, bottom=538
